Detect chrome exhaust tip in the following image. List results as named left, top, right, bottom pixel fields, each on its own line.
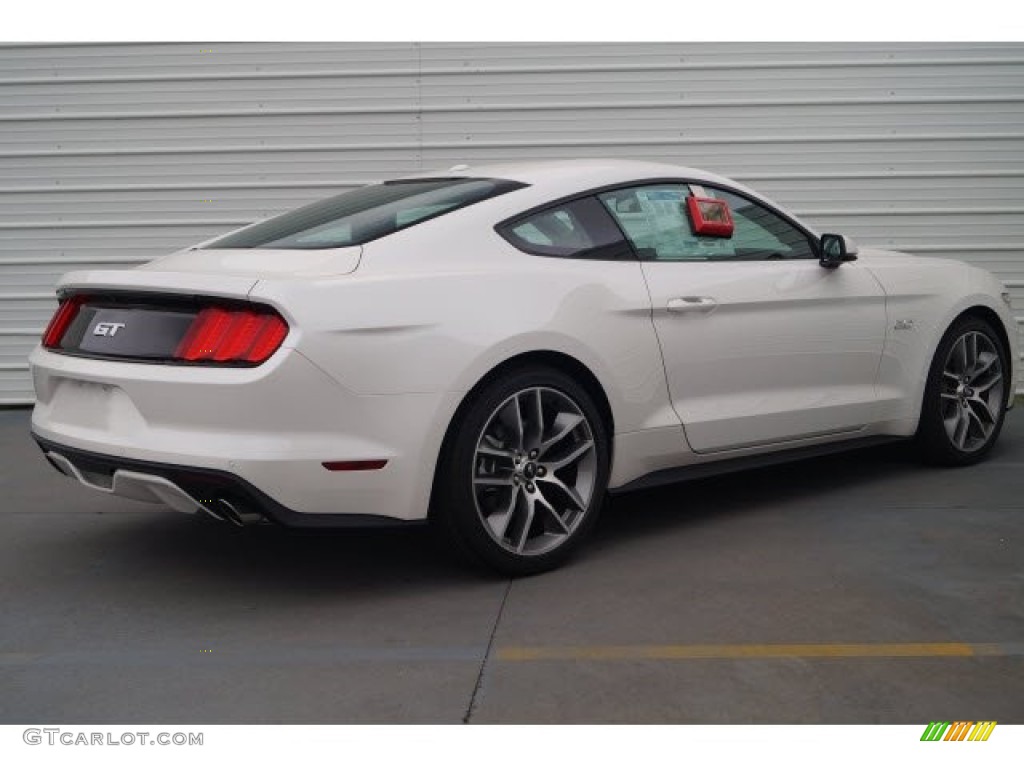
left=198, top=504, right=229, bottom=523
left=215, top=498, right=264, bottom=527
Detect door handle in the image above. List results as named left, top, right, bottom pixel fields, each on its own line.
left=667, top=296, right=718, bottom=314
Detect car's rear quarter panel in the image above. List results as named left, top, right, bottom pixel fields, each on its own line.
left=250, top=217, right=686, bottom=497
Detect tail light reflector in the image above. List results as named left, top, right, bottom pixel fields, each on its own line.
left=42, top=295, right=86, bottom=349
left=174, top=307, right=288, bottom=364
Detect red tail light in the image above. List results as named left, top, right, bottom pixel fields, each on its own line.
left=174, top=307, right=289, bottom=364
left=42, top=295, right=85, bottom=349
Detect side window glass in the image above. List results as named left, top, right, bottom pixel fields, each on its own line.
left=498, top=197, right=632, bottom=260
left=599, top=185, right=735, bottom=261
left=599, top=184, right=816, bottom=262
left=711, top=188, right=816, bottom=260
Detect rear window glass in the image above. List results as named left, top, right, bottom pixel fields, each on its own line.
left=205, top=177, right=525, bottom=250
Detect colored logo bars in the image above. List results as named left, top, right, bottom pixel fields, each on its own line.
left=920, top=721, right=997, bottom=741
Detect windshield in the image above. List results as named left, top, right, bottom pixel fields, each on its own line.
left=204, top=177, right=525, bottom=250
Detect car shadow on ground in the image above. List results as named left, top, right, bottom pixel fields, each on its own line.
left=63, top=435, right=1015, bottom=595
left=16, top=404, right=1018, bottom=597
left=593, top=433, right=1017, bottom=550
left=68, top=514, right=473, bottom=592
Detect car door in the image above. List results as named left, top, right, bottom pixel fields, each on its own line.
left=600, top=182, right=888, bottom=453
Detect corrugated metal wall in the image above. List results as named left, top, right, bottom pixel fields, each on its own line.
left=2, top=41, right=1023, bottom=403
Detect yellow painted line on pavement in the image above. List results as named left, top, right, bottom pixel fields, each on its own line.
left=496, top=642, right=1007, bottom=662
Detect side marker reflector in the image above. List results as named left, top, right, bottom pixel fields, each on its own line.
left=322, top=460, right=388, bottom=472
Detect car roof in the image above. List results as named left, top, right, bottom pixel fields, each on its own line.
left=395, top=158, right=751, bottom=200
left=389, top=159, right=818, bottom=240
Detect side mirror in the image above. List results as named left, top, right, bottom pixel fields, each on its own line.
left=819, top=233, right=859, bottom=268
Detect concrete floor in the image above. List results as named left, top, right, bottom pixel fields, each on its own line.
left=1, top=407, right=1021, bottom=723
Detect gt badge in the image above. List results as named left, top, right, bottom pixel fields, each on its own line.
left=92, top=321, right=126, bottom=337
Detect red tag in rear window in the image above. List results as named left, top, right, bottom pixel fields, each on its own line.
left=686, top=196, right=734, bottom=238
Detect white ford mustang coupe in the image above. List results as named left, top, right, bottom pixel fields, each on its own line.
left=30, top=160, right=1018, bottom=574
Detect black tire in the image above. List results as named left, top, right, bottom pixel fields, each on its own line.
left=916, top=315, right=1009, bottom=466
left=432, top=365, right=610, bottom=576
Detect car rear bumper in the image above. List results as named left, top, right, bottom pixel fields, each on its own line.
left=29, top=345, right=458, bottom=522
left=33, top=435, right=416, bottom=527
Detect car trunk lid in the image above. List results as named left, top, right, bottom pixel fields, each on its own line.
left=139, top=246, right=362, bottom=278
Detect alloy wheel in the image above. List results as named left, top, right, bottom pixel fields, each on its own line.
left=940, top=330, right=1004, bottom=452
left=471, top=387, right=597, bottom=556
